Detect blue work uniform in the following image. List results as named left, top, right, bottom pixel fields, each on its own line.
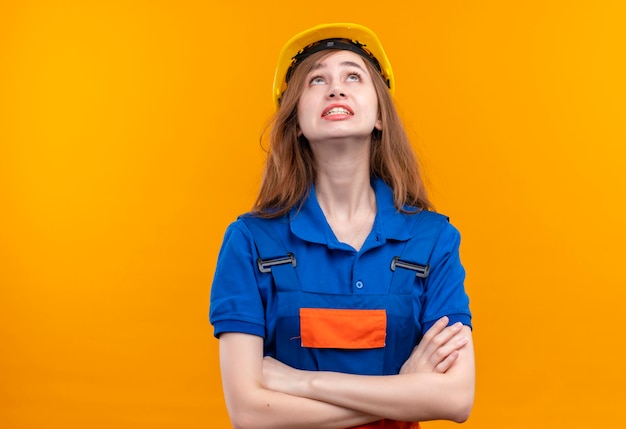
left=210, top=178, right=472, bottom=428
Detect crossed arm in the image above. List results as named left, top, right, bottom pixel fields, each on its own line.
left=218, top=317, right=475, bottom=429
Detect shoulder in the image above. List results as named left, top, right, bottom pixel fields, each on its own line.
left=218, top=214, right=278, bottom=254
left=236, top=212, right=291, bottom=234
left=404, top=209, right=462, bottom=252
left=225, top=212, right=294, bottom=253
left=415, top=209, right=449, bottom=224
left=402, top=209, right=452, bottom=233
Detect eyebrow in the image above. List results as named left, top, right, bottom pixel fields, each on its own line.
left=310, top=60, right=367, bottom=73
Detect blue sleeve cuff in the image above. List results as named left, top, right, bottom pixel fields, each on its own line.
left=212, top=319, right=266, bottom=339
left=422, top=312, right=472, bottom=334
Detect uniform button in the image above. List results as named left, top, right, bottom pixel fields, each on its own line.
left=355, top=280, right=364, bottom=289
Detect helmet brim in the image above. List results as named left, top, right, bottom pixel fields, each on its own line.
left=272, top=23, right=394, bottom=110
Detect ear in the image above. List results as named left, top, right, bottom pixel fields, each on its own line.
left=375, top=117, right=382, bottom=131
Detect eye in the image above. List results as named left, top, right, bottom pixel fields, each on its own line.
left=310, top=76, right=325, bottom=85
left=347, top=72, right=361, bottom=82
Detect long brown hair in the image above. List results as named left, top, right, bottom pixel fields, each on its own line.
left=254, top=50, right=432, bottom=217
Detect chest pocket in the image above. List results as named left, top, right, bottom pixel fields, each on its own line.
left=299, top=308, right=387, bottom=349
left=240, top=210, right=448, bottom=376
left=274, top=288, right=406, bottom=375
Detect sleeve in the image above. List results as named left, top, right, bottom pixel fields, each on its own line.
left=209, top=220, right=266, bottom=339
left=420, top=221, right=472, bottom=332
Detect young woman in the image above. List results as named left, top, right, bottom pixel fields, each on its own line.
left=210, top=23, right=475, bottom=429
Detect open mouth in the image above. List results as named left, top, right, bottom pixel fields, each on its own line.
left=322, top=106, right=353, bottom=117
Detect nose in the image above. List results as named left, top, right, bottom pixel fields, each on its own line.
left=328, top=86, right=346, bottom=98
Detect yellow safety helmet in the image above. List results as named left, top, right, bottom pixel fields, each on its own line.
left=273, top=23, right=394, bottom=110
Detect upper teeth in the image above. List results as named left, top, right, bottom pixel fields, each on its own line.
left=325, top=108, right=350, bottom=116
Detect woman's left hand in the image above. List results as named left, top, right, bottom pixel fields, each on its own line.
left=399, top=316, right=469, bottom=375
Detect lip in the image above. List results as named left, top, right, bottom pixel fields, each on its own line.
left=321, top=103, right=354, bottom=118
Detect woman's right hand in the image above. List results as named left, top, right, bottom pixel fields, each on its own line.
left=399, top=316, right=469, bottom=375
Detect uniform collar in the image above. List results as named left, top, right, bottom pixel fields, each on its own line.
left=289, top=178, right=413, bottom=247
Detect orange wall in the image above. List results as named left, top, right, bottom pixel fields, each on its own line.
left=1, top=1, right=625, bottom=428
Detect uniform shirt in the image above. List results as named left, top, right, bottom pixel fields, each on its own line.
left=210, top=179, right=471, bottom=355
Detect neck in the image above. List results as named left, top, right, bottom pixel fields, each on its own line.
left=316, top=174, right=374, bottom=221
left=313, top=141, right=376, bottom=251
left=314, top=139, right=373, bottom=221
left=316, top=179, right=376, bottom=251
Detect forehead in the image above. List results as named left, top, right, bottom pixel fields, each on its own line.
left=310, top=50, right=370, bottom=71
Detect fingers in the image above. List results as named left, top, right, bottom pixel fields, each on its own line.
left=432, top=335, right=469, bottom=373
left=435, top=351, right=459, bottom=373
left=400, top=317, right=469, bottom=375
left=427, top=320, right=466, bottom=365
left=426, top=319, right=463, bottom=350
left=418, top=318, right=462, bottom=360
left=421, top=316, right=450, bottom=344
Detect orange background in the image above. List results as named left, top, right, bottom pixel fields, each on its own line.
left=1, top=1, right=625, bottom=428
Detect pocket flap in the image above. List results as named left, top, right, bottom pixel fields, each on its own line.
left=299, top=308, right=386, bottom=349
